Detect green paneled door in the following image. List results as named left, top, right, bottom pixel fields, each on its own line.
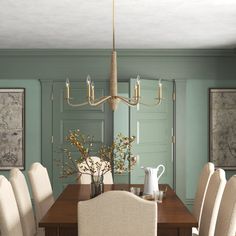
left=130, top=79, right=174, bottom=187
left=113, top=82, right=130, bottom=184
left=51, top=80, right=174, bottom=195
left=52, top=81, right=112, bottom=196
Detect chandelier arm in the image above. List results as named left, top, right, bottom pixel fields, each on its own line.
left=88, top=96, right=112, bottom=106
left=117, top=95, right=140, bottom=103
left=139, top=100, right=162, bottom=107
left=118, top=95, right=140, bottom=107
left=116, top=96, right=141, bottom=103
left=66, top=99, right=89, bottom=107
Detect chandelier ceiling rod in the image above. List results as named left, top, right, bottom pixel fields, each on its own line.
left=113, top=0, right=115, bottom=51
left=65, top=0, right=163, bottom=111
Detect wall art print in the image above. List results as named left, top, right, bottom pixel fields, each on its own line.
left=0, top=88, right=25, bottom=170
left=209, top=88, right=236, bottom=169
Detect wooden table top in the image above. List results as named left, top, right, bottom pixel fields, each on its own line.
left=39, top=184, right=197, bottom=229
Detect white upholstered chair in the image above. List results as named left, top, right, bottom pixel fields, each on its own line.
left=214, top=175, right=236, bottom=236
left=9, top=168, right=38, bottom=236
left=28, top=162, right=54, bottom=228
left=78, top=190, right=157, bottom=236
left=192, top=162, right=215, bottom=226
left=193, top=168, right=226, bottom=236
left=0, top=175, right=23, bottom=236
left=77, top=156, right=113, bottom=184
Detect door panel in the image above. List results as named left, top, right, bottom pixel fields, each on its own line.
left=130, top=79, right=174, bottom=187
left=52, top=81, right=112, bottom=196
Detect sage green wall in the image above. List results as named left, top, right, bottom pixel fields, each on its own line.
left=0, top=49, right=236, bottom=205
left=185, top=79, right=236, bottom=207
left=0, top=49, right=236, bottom=81
left=0, top=79, right=41, bottom=186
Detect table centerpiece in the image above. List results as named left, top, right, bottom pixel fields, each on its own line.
left=60, top=129, right=136, bottom=197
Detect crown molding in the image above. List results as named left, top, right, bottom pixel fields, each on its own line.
left=0, top=49, right=235, bottom=57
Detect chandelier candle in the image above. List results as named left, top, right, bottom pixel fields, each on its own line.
left=158, top=80, right=163, bottom=100
left=91, top=82, right=95, bottom=101
left=65, top=79, right=70, bottom=99
left=86, top=76, right=91, bottom=98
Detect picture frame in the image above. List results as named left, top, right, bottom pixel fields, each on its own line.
left=209, top=88, right=236, bottom=170
left=0, top=88, right=25, bottom=170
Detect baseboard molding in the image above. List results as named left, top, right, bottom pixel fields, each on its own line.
left=185, top=198, right=194, bottom=209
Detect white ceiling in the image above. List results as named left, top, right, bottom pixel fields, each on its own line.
left=0, top=0, right=236, bottom=49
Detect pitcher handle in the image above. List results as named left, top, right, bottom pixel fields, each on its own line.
left=156, top=164, right=165, bottom=181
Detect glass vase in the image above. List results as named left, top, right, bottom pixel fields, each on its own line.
left=90, top=175, right=104, bottom=198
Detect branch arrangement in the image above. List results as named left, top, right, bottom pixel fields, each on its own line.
left=60, top=130, right=137, bottom=180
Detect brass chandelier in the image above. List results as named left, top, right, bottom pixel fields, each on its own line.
left=65, top=0, right=163, bottom=111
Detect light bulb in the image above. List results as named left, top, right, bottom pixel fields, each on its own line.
left=86, top=75, right=91, bottom=85
left=66, top=78, right=70, bottom=87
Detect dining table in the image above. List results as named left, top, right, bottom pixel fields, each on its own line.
left=39, top=184, right=197, bottom=236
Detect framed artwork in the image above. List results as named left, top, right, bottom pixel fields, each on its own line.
left=0, top=88, right=25, bottom=170
left=209, top=88, right=236, bottom=170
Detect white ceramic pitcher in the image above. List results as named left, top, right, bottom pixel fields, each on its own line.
left=142, top=165, right=165, bottom=195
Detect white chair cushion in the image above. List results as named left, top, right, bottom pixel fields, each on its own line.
left=214, top=175, right=236, bottom=236
left=0, top=175, right=23, bottom=236
left=9, top=168, right=37, bottom=236
left=192, top=162, right=214, bottom=224
left=198, top=168, right=226, bottom=236
left=28, top=162, right=54, bottom=224
left=78, top=190, right=157, bottom=236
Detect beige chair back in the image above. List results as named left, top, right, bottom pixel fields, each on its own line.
left=9, top=168, right=37, bottom=236
left=78, top=156, right=113, bottom=184
left=214, top=175, right=236, bottom=236
left=78, top=190, right=157, bottom=236
left=198, top=168, right=226, bottom=236
left=0, top=175, right=23, bottom=236
left=192, top=162, right=214, bottom=223
left=28, top=162, right=54, bottom=225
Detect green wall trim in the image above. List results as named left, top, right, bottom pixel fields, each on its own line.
left=185, top=198, right=195, bottom=211
left=1, top=49, right=236, bottom=82
left=41, top=80, right=53, bottom=183
left=175, top=80, right=187, bottom=202
left=0, top=49, right=235, bottom=57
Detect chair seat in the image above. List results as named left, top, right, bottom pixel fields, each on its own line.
left=214, top=175, right=236, bottom=236
left=10, top=168, right=37, bottom=236
left=0, top=176, right=23, bottom=236
left=28, top=162, right=54, bottom=234
left=78, top=190, right=157, bottom=236
left=192, top=162, right=214, bottom=225
left=197, top=169, right=226, bottom=236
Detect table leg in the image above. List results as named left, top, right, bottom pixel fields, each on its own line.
left=159, top=228, right=178, bottom=236
left=179, top=228, right=192, bottom=236
left=158, top=227, right=192, bottom=236
left=44, top=227, right=77, bottom=236
left=45, top=227, right=59, bottom=236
